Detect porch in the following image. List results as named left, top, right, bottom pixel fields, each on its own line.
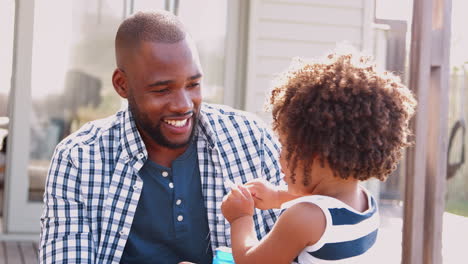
left=0, top=241, right=38, bottom=264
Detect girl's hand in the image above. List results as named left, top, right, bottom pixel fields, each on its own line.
left=244, top=179, right=282, bottom=210
left=221, top=185, right=254, bottom=223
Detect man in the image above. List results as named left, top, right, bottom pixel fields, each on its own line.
left=39, top=10, right=282, bottom=264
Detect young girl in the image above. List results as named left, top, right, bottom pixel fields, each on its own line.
left=221, top=51, right=416, bottom=264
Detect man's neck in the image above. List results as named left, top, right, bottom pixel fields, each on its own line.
left=147, top=145, right=188, bottom=168
left=138, top=128, right=189, bottom=168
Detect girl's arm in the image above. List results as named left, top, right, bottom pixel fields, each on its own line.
left=222, top=185, right=326, bottom=264
left=244, top=179, right=299, bottom=210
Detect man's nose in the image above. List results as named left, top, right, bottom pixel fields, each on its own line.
left=169, top=89, right=193, bottom=114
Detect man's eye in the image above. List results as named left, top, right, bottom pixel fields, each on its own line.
left=152, top=88, right=169, bottom=93
left=188, top=82, right=200, bottom=88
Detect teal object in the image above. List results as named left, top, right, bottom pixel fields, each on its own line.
left=212, top=247, right=235, bottom=264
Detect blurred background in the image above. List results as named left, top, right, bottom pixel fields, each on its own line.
left=0, top=0, right=466, bottom=263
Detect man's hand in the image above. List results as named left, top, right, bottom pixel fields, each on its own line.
left=221, top=185, right=254, bottom=223
left=244, top=179, right=282, bottom=210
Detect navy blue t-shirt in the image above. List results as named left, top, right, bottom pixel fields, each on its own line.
left=120, top=141, right=212, bottom=264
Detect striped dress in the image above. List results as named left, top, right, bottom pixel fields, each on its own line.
left=281, top=188, right=379, bottom=264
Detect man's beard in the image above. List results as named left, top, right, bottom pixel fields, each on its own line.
left=128, top=98, right=198, bottom=149
left=146, top=116, right=198, bottom=149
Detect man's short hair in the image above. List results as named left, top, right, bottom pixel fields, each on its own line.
left=115, top=10, right=187, bottom=66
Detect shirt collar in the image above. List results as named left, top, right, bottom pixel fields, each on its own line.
left=196, top=104, right=217, bottom=149
left=120, top=107, right=148, bottom=169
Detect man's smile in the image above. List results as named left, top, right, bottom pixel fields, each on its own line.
left=161, top=113, right=194, bottom=135
left=163, top=118, right=189, bottom=127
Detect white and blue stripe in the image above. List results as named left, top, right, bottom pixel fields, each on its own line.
left=282, top=188, right=379, bottom=264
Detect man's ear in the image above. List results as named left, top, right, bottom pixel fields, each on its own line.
left=112, top=68, right=128, bottom=98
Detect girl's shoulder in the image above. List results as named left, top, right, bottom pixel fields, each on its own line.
left=281, top=187, right=378, bottom=216
left=287, top=190, right=380, bottom=263
left=280, top=189, right=379, bottom=251
left=277, top=197, right=328, bottom=247
left=281, top=195, right=337, bottom=210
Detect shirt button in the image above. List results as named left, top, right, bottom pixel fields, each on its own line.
left=137, top=153, right=144, bottom=159
left=169, top=182, right=174, bottom=189
left=162, top=171, right=169, bottom=177
left=133, top=183, right=142, bottom=191
left=119, top=229, right=128, bottom=236
left=124, top=156, right=130, bottom=163
left=177, top=215, right=184, bottom=222
left=176, top=199, right=182, bottom=205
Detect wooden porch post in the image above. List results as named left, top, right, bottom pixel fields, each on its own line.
left=403, top=0, right=452, bottom=263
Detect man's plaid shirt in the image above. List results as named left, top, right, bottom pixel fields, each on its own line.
left=39, top=103, right=283, bottom=263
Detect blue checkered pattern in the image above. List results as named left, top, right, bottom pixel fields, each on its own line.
left=39, top=103, right=283, bottom=263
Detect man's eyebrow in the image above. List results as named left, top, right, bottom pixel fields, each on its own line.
left=188, top=73, right=202, bottom=81
left=148, top=80, right=173, bottom=87
left=147, top=74, right=202, bottom=87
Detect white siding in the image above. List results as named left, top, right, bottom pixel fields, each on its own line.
left=244, top=0, right=373, bottom=119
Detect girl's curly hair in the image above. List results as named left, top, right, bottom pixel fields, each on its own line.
left=270, top=51, right=417, bottom=184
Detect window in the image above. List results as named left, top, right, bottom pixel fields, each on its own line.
left=26, top=0, right=228, bottom=201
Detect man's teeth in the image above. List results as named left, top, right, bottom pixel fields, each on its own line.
left=164, top=119, right=188, bottom=127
